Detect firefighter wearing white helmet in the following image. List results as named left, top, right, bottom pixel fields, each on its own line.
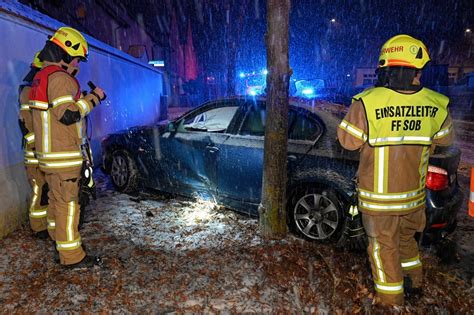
left=337, top=34, right=454, bottom=306
left=18, top=52, right=49, bottom=238
left=29, top=26, right=105, bottom=268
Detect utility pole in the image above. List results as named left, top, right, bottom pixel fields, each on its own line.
left=259, top=0, right=291, bottom=238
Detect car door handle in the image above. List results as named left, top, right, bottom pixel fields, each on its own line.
left=287, top=154, right=297, bottom=162
left=206, top=145, right=219, bottom=153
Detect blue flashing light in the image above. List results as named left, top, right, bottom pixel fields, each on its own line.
left=262, top=69, right=268, bottom=75
left=239, top=72, right=245, bottom=78
left=249, top=90, right=257, bottom=96
left=302, top=88, right=315, bottom=96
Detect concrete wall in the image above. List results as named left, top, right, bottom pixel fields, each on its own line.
left=0, top=1, right=165, bottom=238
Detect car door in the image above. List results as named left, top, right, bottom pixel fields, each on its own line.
left=214, top=101, right=266, bottom=213
left=216, top=102, right=324, bottom=215
left=159, top=102, right=241, bottom=200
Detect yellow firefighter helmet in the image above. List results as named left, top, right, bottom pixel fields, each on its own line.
left=49, top=26, right=89, bottom=61
left=378, top=34, right=430, bottom=69
left=31, top=51, right=43, bottom=68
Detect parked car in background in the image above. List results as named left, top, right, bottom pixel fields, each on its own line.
left=101, top=97, right=463, bottom=246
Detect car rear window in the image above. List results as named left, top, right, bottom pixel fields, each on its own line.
left=239, top=107, right=266, bottom=136
left=289, top=113, right=322, bottom=141
left=240, top=105, right=322, bottom=141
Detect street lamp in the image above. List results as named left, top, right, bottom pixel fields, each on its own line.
left=465, top=28, right=472, bottom=33
left=330, top=18, right=336, bottom=23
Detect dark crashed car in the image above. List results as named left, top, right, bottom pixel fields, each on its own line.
left=101, top=97, right=463, bottom=245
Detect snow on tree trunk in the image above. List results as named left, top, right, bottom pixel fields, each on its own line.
left=259, top=0, right=291, bottom=238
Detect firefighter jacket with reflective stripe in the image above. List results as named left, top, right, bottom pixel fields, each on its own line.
left=355, top=87, right=450, bottom=146
left=29, top=64, right=99, bottom=173
left=337, top=87, right=454, bottom=215
left=19, top=85, right=38, bottom=166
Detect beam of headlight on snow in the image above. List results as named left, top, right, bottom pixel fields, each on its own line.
left=183, top=197, right=218, bottom=226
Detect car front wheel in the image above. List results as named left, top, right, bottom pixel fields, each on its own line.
left=110, top=150, right=139, bottom=194
left=288, top=187, right=343, bottom=241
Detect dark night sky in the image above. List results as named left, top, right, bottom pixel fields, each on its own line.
left=95, top=0, right=474, bottom=83
left=234, top=0, right=473, bottom=81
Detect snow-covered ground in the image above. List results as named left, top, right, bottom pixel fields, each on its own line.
left=0, top=166, right=473, bottom=313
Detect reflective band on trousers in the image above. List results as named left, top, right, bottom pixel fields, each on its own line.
left=51, top=96, right=75, bottom=108
left=36, top=151, right=82, bottom=159
left=471, top=191, right=474, bottom=203
left=30, top=100, right=49, bottom=110
left=29, top=179, right=39, bottom=214
left=359, top=198, right=425, bottom=211
left=56, top=238, right=82, bottom=251
left=373, top=240, right=385, bottom=282
left=401, top=257, right=422, bottom=269
left=48, top=220, right=56, bottom=230
left=20, top=103, right=30, bottom=111
left=40, top=160, right=83, bottom=168
left=374, top=281, right=404, bottom=294
left=369, top=136, right=432, bottom=145
left=339, top=120, right=367, bottom=141
left=359, top=188, right=425, bottom=200
left=67, top=201, right=76, bottom=241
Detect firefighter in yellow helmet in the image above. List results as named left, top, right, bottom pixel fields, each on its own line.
left=19, top=52, right=49, bottom=238
left=337, top=34, right=454, bottom=306
left=30, top=26, right=105, bottom=268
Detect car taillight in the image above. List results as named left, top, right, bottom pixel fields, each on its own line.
left=430, top=222, right=447, bottom=229
left=426, top=165, right=449, bottom=191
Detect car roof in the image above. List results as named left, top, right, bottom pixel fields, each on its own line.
left=201, top=96, right=346, bottom=125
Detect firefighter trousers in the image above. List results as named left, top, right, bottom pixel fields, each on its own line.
left=26, top=165, right=48, bottom=232
left=45, top=171, right=86, bottom=265
left=362, top=208, right=426, bottom=305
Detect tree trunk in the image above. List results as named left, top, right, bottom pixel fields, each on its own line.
left=259, top=0, right=291, bottom=239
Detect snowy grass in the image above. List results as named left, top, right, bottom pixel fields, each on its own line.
left=0, top=169, right=472, bottom=313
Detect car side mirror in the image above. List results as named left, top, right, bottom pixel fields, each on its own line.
left=168, top=121, right=177, bottom=133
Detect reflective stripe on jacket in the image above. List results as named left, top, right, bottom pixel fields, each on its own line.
left=29, top=64, right=96, bottom=172
left=337, top=86, right=454, bottom=215
left=355, top=87, right=449, bottom=147
left=19, top=85, right=39, bottom=165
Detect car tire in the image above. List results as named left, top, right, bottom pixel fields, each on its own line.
left=287, top=186, right=344, bottom=242
left=110, top=150, right=139, bottom=194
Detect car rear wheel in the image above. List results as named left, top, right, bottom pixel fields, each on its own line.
left=110, top=150, right=139, bottom=194
left=288, top=187, right=343, bottom=241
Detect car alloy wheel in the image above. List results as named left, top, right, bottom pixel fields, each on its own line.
left=293, top=192, right=339, bottom=240
left=109, top=150, right=139, bottom=193
left=111, top=154, right=129, bottom=188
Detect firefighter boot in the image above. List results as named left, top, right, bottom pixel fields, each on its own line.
left=32, top=230, right=50, bottom=239
left=66, top=255, right=102, bottom=270
left=404, top=276, right=422, bottom=300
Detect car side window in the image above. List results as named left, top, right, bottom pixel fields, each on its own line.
left=239, top=104, right=297, bottom=137
left=180, top=106, right=239, bottom=132
left=239, top=106, right=266, bottom=136
left=289, top=111, right=322, bottom=141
